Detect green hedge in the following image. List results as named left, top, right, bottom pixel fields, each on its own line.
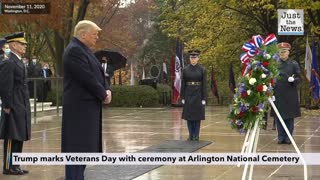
left=156, top=84, right=171, bottom=105
left=110, top=85, right=160, bottom=107
left=46, top=84, right=173, bottom=107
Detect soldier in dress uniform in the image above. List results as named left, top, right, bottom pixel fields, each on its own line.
left=181, top=49, right=207, bottom=141
left=272, top=42, right=301, bottom=144
left=0, top=32, right=31, bottom=175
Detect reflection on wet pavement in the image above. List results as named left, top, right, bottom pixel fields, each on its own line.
left=0, top=106, right=319, bottom=179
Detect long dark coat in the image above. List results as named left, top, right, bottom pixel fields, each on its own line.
left=29, top=62, right=42, bottom=99
left=61, top=38, right=109, bottom=153
left=29, top=62, right=42, bottom=78
left=271, top=59, right=301, bottom=119
left=181, top=64, right=207, bottom=120
left=0, top=53, right=31, bottom=141
left=37, top=68, right=52, bottom=102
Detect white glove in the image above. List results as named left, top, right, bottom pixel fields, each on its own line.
left=288, top=76, right=294, bottom=82
left=202, top=100, right=206, bottom=105
left=182, top=99, right=185, bottom=104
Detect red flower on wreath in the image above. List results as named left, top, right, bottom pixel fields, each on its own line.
left=241, top=92, right=248, bottom=98
left=252, top=106, right=258, bottom=113
left=270, top=78, right=275, bottom=86
left=262, top=61, right=269, bottom=67
left=238, top=111, right=245, bottom=118
left=256, top=85, right=264, bottom=92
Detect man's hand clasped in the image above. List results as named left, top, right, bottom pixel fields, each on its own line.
left=104, top=90, right=112, bottom=104
left=3, top=108, right=11, bottom=114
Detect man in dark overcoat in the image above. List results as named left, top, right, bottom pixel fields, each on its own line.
left=62, top=20, right=112, bottom=180
left=272, top=42, right=301, bottom=144
left=28, top=56, right=42, bottom=100
left=0, top=32, right=31, bottom=175
left=38, top=63, right=52, bottom=102
left=101, top=56, right=114, bottom=86
left=181, top=49, right=207, bottom=141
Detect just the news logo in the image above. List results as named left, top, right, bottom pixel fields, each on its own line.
left=278, top=9, right=304, bottom=36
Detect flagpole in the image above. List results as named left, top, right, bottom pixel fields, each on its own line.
left=130, top=61, right=135, bottom=86
left=142, top=58, right=145, bottom=80
left=162, top=54, right=168, bottom=84
left=171, top=48, right=175, bottom=105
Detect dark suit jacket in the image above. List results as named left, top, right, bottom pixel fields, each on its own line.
left=29, top=62, right=42, bottom=77
left=61, top=37, right=110, bottom=152
left=43, top=68, right=52, bottom=90
left=0, top=53, right=31, bottom=141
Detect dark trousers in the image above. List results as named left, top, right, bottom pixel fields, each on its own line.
left=187, top=120, right=201, bottom=138
left=65, top=165, right=86, bottom=180
left=275, top=117, right=294, bottom=142
left=37, top=82, right=50, bottom=102
left=262, top=112, right=268, bottom=130
left=3, top=139, right=23, bottom=170
left=28, top=81, right=34, bottom=98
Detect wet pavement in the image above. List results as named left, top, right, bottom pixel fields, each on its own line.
left=0, top=106, right=319, bottom=180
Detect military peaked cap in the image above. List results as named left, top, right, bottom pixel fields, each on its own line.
left=5, top=32, right=27, bottom=44
left=277, top=42, right=291, bottom=50
left=188, top=49, right=201, bottom=55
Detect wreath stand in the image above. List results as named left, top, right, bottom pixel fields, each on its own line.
left=239, top=97, right=308, bottom=180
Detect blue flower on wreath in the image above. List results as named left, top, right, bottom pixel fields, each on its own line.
left=257, top=103, right=265, bottom=111
left=236, top=119, right=244, bottom=126
left=239, top=83, right=246, bottom=93
left=272, top=54, right=280, bottom=62
left=239, top=103, right=248, bottom=112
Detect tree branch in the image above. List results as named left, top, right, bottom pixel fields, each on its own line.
left=223, top=5, right=267, bottom=32
left=98, top=1, right=120, bottom=28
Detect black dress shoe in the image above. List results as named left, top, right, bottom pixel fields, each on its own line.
left=3, top=168, right=24, bottom=175
left=15, top=167, right=29, bottom=174
left=284, top=140, right=292, bottom=145
left=277, top=140, right=284, bottom=144
left=193, top=136, right=199, bottom=141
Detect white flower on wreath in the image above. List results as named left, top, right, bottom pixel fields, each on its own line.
left=261, top=73, right=267, bottom=78
left=249, top=78, right=257, bottom=85
left=265, top=54, right=271, bottom=59
left=247, top=90, right=251, bottom=95
left=263, top=85, right=268, bottom=92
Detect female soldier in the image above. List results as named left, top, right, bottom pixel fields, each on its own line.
left=181, top=49, right=207, bottom=141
